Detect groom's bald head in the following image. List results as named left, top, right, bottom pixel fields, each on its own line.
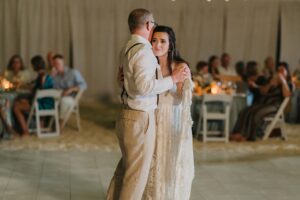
left=128, top=8, right=153, bottom=33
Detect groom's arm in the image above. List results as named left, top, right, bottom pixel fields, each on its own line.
left=132, top=48, right=173, bottom=96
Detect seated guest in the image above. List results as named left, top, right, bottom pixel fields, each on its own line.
left=293, top=60, right=300, bottom=77
left=3, top=55, right=32, bottom=88
left=262, top=56, right=276, bottom=81
left=292, top=60, right=300, bottom=87
left=208, top=55, right=220, bottom=80
left=235, top=61, right=246, bottom=81
left=219, top=53, right=237, bottom=76
left=279, top=62, right=294, bottom=91
left=52, top=54, right=87, bottom=124
left=293, top=68, right=300, bottom=82
left=47, top=51, right=55, bottom=71
left=233, top=61, right=248, bottom=94
left=246, top=61, right=258, bottom=76
left=246, top=61, right=265, bottom=104
left=13, top=56, right=54, bottom=136
left=193, top=61, right=213, bottom=88
left=231, top=62, right=292, bottom=141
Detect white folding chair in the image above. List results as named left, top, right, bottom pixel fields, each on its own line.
left=27, top=89, right=62, bottom=138
left=263, top=97, right=290, bottom=140
left=201, top=94, right=232, bottom=143
left=61, top=89, right=84, bottom=131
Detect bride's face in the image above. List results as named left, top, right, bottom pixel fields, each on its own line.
left=151, top=32, right=169, bottom=57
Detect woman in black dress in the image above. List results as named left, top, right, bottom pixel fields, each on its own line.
left=231, top=62, right=292, bottom=141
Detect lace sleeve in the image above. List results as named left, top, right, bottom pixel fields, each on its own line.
left=170, top=79, right=194, bottom=105
left=181, top=78, right=194, bottom=139
left=182, top=78, right=194, bottom=105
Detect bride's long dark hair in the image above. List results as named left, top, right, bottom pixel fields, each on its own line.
left=152, top=25, right=189, bottom=74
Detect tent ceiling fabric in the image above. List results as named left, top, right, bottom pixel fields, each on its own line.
left=0, top=0, right=299, bottom=97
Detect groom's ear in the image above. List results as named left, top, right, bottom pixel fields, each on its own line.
left=145, top=21, right=151, bottom=31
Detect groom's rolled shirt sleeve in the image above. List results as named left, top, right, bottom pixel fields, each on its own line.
left=132, top=48, right=173, bottom=96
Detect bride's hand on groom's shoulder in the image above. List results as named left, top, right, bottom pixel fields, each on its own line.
left=171, top=63, right=190, bottom=83
left=182, top=64, right=191, bottom=79
left=176, top=63, right=191, bottom=79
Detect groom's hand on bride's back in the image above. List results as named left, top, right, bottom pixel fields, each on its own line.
left=171, top=64, right=190, bottom=83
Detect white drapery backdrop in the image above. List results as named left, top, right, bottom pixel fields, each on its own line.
left=18, top=0, right=71, bottom=69
left=281, top=0, right=300, bottom=72
left=0, top=0, right=19, bottom=69
left=0, top=0, right=70, bottom=72
left=225, top=0, right=280, bottom=69
left=179, top=0, right=225, bottom=65
left=1, top=0, right=299, bottom=97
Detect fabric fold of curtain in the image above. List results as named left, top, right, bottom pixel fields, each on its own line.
left=224, top=0, right=279, bottom=70
left=281, top=1, right=300, bottom=72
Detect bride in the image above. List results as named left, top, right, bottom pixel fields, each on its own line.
left=142, top=25, right=194, bottom=200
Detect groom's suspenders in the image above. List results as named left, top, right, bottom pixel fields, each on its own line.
left=121, top=43, right=159, bottom=106
left=121, top=43, right=142, bottom=105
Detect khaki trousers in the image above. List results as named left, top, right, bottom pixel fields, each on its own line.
left=106, top=107, right=156, bottom=200
left=59, top=96, right=75, bottom=120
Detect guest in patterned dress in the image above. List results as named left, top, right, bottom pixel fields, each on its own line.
left=2, top=55, right=32, bottom=88
left=13, top=56, right=54, bottom=136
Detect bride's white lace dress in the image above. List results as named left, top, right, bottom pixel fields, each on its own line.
left=143, top=79, right=195, bottom=200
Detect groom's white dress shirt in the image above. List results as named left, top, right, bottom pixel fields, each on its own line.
left=123, top=34, right=174, bottom=111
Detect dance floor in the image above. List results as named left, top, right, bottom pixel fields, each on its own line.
left=1, top=150, right=300, bottom=200
left=0, top=100, right=300, bottom=200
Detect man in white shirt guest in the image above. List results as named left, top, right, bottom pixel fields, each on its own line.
left=219, top=53, right=237, bottom=76
left=106, top=8, right=189, bottom=200
left=52, top=54, right=87, bottom=126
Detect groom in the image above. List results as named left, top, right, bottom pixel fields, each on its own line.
left=106, top=8, right=189, bottom=200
